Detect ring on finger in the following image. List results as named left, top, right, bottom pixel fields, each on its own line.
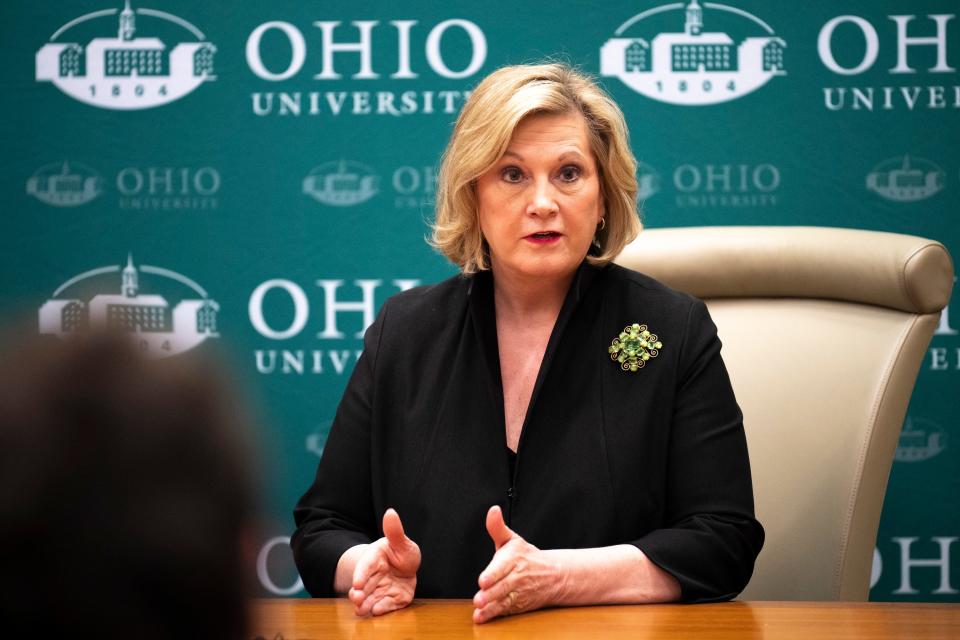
left=507, top=590, right=519, bottom=611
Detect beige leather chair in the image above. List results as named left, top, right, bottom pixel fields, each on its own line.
left=615, top=226, right=953, bottom=600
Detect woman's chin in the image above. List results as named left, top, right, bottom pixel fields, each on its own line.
left=509, top=255, right=582, bottom=281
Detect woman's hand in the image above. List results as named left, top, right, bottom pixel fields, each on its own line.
left=472, top=505, right=563, bottom=624
left=348, top=508, right=421, bottom=617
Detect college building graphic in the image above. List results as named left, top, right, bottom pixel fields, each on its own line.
left=866, top=156, right=945, bottom=203
left=39, top=256, right=219, bottom=356
left=35, top=1, right=216, bottom=109
left=606, top=1, right=784, bottom=74
left=601, top=1, right=786, bottom=105
left=303, top=160, right=380, bottom=207
left=26, top=161, right=101, bottom=207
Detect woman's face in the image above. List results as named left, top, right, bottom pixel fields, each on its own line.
left=476, top=111, right=603, bottom=283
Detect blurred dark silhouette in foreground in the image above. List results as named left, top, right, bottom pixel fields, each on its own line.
left=0, top=330, right=260, bottom=639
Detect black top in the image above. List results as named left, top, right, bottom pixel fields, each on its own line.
left=292, top=260, right=764, bottom=601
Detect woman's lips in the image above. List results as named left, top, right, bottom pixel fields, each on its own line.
left=524, top=231, right=562, bottom=244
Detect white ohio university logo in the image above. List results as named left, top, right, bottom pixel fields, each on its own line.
left=35, top=1, right=216, bottom=110
left=40, top=255, right=220, bottom=357
left=601, top=1, right=786, bottom=106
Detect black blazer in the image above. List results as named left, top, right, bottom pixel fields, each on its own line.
left=292, top=260, right=764, bottom=601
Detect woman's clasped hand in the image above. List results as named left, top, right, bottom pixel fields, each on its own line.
left=349, top=506, right=556, bottom=623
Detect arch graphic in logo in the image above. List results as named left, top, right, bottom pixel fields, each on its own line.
left=866, top=156, right=945, bottom=203
left=27, top=161, right=103, bottom=207
left=303, top=160, right=380, bottom=207
left=601, top=1, right=786, bottom=106
left=35, top=1, right=216, bottom=110
left=39, top=255, right=219, bottom=357
left=895, top=416, right=947, bottom=463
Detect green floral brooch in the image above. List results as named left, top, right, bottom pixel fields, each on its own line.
left=608, top=323, right=662, bottom=372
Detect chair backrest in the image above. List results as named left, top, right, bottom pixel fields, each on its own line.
left=615, top=226, right=953, bottom=601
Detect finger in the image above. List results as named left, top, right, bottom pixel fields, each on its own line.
left=382, top=508, right=408, bottom=548
left=473, top=591, right=514, bottom=624
left=356, top=593, right=376, bottom=617
left=352, top=547, right=385, bottom=590
left=357, top=580, right=406, bottom=617
left=355, top=583, right=388, bottom=617
left=485, top=505, right=515, bottom=550
left=348, top=587, right=366, bottom=606
left=478, top=550, right=517, bottom=591
left=473, top=573, right=515, bottom=609
left=356, top=568, right=383, bottom=599
left=473, top=607, right=487, bottom=624
left=371, top=594, right=408, bottom=616
left=350, top=585, right=377, bottom=614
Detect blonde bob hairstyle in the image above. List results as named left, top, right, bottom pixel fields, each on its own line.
left=431, top=62, right=641, bottom=274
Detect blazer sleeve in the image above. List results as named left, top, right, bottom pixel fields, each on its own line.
left=290, top=301, right=388, bottom=597
left=629, top=298, right=764, bottom=602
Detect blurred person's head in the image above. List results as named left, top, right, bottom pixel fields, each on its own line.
left=0, top=330, right=259, bottom=639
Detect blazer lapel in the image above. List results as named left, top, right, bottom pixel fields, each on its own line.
left=466, top=270, right=506, bottom=439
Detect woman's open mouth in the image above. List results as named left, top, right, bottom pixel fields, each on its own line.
left=525, top=231, right=562, bottom=244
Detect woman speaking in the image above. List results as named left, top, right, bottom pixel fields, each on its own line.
left=292, top=62, right=763, bottom=623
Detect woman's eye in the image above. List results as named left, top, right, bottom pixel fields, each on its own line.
left=559, top=165, right=582, bottom=182
left=501, top=167, right=523, bottom=183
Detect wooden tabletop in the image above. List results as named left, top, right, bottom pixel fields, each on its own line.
left=251, top=598, right=960, bottom=639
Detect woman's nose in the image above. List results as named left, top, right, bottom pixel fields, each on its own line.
left=526, top=177, right=559, bottom=217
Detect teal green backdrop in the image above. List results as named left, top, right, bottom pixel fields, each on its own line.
left=1, top=0, right=957, bottom=600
